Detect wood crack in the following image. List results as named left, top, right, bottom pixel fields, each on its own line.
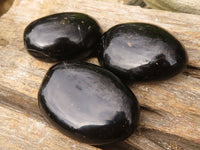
left=183, top=65, right=200, bottom=80
left=0, top=85, right=45, bottom=123
left=142, top=128, right=200, bottom=150
left=140, top=105, right=164, bottom=117
left=187, top=65, right=200, bottom=70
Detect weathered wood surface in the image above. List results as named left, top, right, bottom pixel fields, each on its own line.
left=0, top=0, right=14, bottom=16
left=0, top=0, right=200, bottom=149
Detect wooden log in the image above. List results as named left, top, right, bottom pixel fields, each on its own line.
left=0, top=0, right=200, bottom=149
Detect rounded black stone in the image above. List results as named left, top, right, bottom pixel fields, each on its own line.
left=97, top=23, right=188, bottom=81
left=24, top=13, right=102, bottom=62
left=38, top=62, right=139, bottom=145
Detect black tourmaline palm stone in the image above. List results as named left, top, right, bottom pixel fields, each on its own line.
left=24, top=13, right=102, bottom=62
left=38, top=62, right=140, bottom=145
left=97, top=23, right=188, bottom=81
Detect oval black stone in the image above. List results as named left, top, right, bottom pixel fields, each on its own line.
left=24, top=13, right=102, bottom=62
left=38, top=62, right=139, bottom=145
left=97, top=23, right=188, bottom=81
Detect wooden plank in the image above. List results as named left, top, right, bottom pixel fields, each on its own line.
left=0, top=99, right=99, bottom=150
left=0, top=0, right=200, bottom=149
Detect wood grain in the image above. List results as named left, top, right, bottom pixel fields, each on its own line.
left=143, top=0, right=200, bottom=15
left=0, top=0, right=200, bottom=149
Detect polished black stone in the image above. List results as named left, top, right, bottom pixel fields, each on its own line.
left=38, top=62, right=139, bottom=145
left=24, top=13, right=102, bottom=62
left=97, top=23, right=188, bottom=81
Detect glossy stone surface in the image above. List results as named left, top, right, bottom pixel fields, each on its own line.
left=38, top=62, right=139, bottom=145
left=24, top=13, right=102, bottom=62
left=97, top=23, right=188, bottom=81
